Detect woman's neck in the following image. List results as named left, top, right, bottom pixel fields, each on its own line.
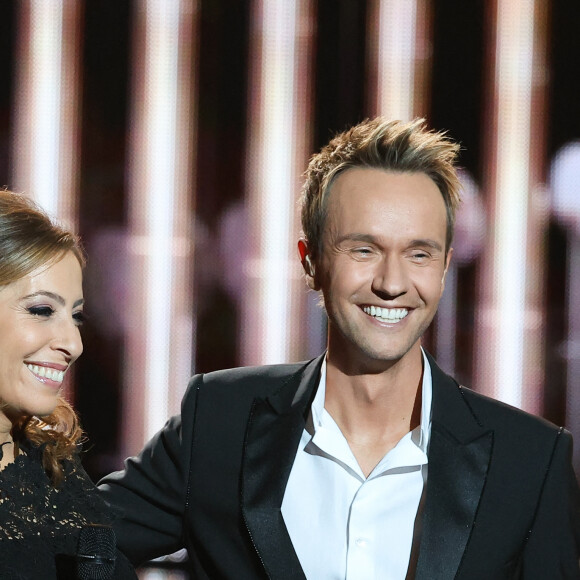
left=0, top=439, right=14, bottom=469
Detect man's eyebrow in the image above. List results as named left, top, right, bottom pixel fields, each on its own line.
left=21, top=291, right=85, bottom=308
left=335, top=233, right=378, bottom=244
left=335, top=234, right=444, bottom=252
left=408, top=239, right=443, bottom=252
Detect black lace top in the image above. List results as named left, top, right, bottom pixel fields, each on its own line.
left=0, top=441, right=136, bottom=579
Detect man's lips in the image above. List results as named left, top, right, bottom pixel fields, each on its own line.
left=362, top=305, right=409, bottom=323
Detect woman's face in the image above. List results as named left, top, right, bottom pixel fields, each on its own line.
left=0, top=251, right=84, bottom=430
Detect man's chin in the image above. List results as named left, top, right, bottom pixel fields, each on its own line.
left=330, top=343, right=422, bottom=374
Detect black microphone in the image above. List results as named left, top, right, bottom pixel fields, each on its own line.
left=76, top=524, right=117, bottom=579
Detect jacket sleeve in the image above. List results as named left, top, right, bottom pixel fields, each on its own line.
left=520, top=429, right=580, bottom=579
left=97, top=375, right=202, bottom=566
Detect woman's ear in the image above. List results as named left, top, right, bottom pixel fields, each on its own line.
left=297, top=239, right=318, bottom=290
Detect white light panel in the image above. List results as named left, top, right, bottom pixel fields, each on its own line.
left=124, top=0, right=196, bottom=453
left=243, top=0, right=314, bottom=365
left=12, top=1, right=81, bottom=227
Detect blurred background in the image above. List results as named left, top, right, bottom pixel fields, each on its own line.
left=1, top=1, right=579, bottom=576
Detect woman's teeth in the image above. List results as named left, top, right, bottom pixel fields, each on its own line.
left=25, top=364, right=65, bottom=383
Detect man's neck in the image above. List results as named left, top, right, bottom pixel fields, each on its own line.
left=323, top=347, right=424, bottom=477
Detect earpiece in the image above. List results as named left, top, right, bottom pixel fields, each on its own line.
left=305, top=255, right=315, bottom=276
left=298, top=240, right=316, bottom=286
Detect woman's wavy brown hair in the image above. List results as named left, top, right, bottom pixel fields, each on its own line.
left=0, top=190, right=85, bottom=486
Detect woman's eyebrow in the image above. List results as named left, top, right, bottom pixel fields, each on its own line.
left=21, top=291, right=84, bottom=308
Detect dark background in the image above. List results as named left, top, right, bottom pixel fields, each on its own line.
left=0, top=1, right=578, bottom=481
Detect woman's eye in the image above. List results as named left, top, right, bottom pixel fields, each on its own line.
left=27, top=306, right=54, bottom=317
left=73, top=311, right=86, bottom=326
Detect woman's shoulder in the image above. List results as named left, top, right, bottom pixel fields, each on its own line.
left=0, top=442, right=110, bottom=533
left=0, top=442, right=136, bottom=578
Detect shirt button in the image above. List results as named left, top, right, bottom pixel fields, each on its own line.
left=355, top=538, right=368, bottom=548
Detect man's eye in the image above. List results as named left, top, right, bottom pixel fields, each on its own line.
left=411, top=252, right=429, bottom=260
left=27, top=306, right=54, bottom=317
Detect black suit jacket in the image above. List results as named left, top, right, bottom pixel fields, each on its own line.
left=99, top=354, right=580, bottom=579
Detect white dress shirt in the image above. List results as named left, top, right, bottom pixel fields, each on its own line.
left=281, top=351, right=433, bottom=580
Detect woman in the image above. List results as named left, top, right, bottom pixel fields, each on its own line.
left=0, top=190, right=136, bottom=579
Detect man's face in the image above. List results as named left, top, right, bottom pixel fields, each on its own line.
left=314, top=168, right=451, bottom=371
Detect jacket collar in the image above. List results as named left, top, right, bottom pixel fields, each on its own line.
left=241, top=353, right=492, bottom=579
left=414, top=353, right=493, bottom=579
left=240, top=355, right=323, bottom=579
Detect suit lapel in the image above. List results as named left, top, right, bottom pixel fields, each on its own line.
left=415, top=355, right=493, bottom=579
left=241, top=356, right=324, bottom=580
left=241, top=353, right=492, bottom=579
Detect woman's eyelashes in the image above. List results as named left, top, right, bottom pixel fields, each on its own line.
left=26, top=304, right=86, bottom=326
left=72, top=310, right=86, bottom=326
left=27, top=305, right=54, bottom=318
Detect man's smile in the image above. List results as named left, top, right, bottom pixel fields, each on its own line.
left=362, top=305, right=409, bottom=323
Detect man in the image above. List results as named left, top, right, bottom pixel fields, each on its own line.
left=99, top=118, right=580, bottom=579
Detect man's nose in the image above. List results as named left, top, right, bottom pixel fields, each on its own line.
left=371, top=254, right=408, bottom=299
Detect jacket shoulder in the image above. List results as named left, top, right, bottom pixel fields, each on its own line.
left=180, top=357, right=321, bottom=411
left=202, top=360, right=312, bottom=386
left=428, top=352, right=565, bottom=441
left=459, top=385, right=566, bottom=440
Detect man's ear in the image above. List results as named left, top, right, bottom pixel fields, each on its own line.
left=441, top=247, right=453, bottom=293
left=298, top=239, right=319, bottom=290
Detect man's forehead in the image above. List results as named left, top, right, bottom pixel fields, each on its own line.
left=325, top=167, right=442, bottom=204
left=326, top=169, right=444, bottom=212
left=319, top=169, right=448, bottom=244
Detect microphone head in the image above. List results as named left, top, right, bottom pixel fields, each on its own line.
left=77, top=524, right=117, bottom=580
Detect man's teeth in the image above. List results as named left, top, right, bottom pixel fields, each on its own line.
left=363, top=306, right=409, bottom=322
left=25, top=364, right=65, bottom=383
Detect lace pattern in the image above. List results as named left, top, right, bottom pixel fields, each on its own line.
left=0, top=441, right=136, bottom=579
left=0, top=443, right=108, bottom=539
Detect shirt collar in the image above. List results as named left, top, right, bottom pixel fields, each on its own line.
left=311, top=348, right=433, bottom=454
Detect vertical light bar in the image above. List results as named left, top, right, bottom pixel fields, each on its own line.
left=566, top=236, right=580, bottom=469
left=242, top=0, right=315, bottom=365
left=123, top=1, right=196, bottom=456
left=436, top=171, right=486, bottom=377
left=550, top=143, right=580, bottom=468
left=367, top=0, right=431, bottom=119
left=474, top=0, right=548, bottom=412
left=12, top=0, right=82, bottom=227
left=12, top=1, right=81, bottom=404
